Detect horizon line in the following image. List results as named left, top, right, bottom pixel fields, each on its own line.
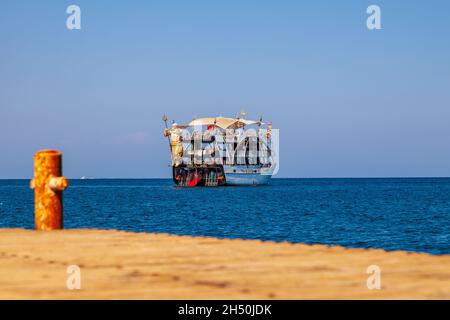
left=1, top=176, right=450, bottom=180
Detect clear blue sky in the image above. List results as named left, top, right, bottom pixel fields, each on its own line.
left=1, top=1, right=450, bottom=178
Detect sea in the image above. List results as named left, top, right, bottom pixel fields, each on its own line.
left=0, top=178, right=449, bottom=255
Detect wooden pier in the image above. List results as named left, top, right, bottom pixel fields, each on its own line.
left=0, top=229, right=449, bottom=299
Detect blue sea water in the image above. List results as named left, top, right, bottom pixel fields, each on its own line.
left=0, top=178, right=449, bottom=255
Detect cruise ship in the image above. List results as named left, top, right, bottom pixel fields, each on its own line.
left=163, top=116, right=277, bottom=186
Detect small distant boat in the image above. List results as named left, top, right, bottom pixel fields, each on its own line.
left=163, top=116, right=277, bottom=187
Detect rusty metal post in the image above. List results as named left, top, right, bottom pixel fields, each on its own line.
left=30, top=150, right=68, bottom=230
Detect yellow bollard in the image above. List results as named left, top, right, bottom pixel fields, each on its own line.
left=30, top=150, right=68, bottom=230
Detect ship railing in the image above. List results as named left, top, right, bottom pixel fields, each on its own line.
left=177, top=178, right=188, bottom=186
left=204, top=178, right=219, bottom=187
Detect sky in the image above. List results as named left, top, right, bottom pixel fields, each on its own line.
left=1, top=0, right=450, bottom=178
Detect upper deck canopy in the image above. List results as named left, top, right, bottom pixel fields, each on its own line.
left=189, top=117, right=262, bottom=129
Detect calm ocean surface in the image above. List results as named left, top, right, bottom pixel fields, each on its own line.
left=0, top=178, right=449, bottom=254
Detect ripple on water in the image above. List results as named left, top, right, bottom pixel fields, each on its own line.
left=0, top=178, right=449, bottom=254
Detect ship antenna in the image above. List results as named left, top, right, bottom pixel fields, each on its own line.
left=161, top=114, right=171, bottom=146
left=162, top=114, right=169, bottom=129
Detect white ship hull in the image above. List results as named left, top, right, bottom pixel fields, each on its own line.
left=223, top=165, right=273, bottom=186
left=225, top=173, right=272, bottom=185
